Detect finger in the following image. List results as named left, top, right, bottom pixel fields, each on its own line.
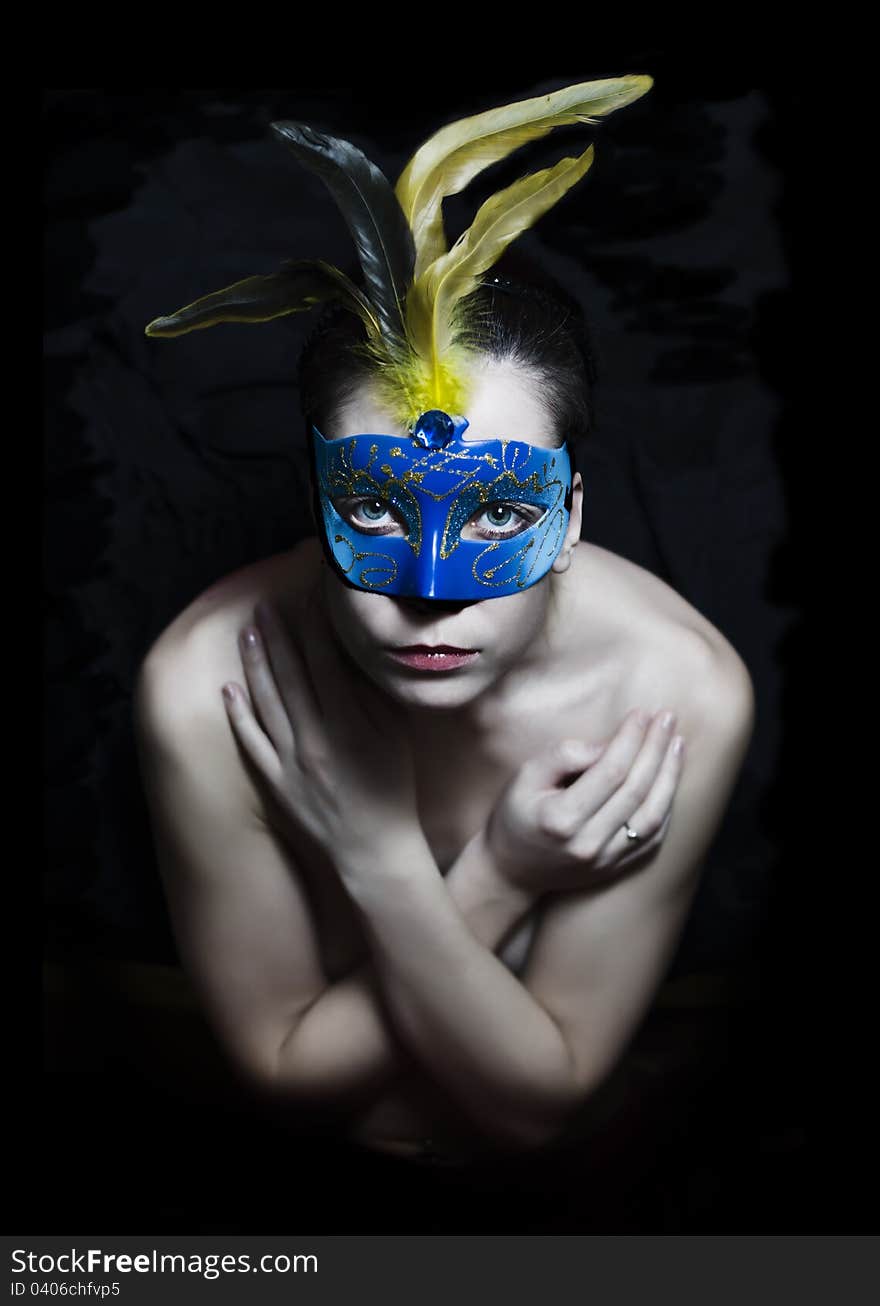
left=520, top=737, right=606, bottom=797
left=238, top=624, right=297, bottom=757
left=536, top=708, right=650, bottom=839
left=253, top=601, right=324, bottom=745
left=619, top=732, right=685, bottom=846
left=584, top=729, right=685, bottom=870
left=514, top=739, right=606, bottom=839
left=573, top=710, right=682, bottom=852
left=222, top=681, right=285, bottom=786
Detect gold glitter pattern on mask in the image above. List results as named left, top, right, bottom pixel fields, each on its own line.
left=322, top=438, right=423, bottom=556
left=470, top=505, right=567, bottom=588
left=439, top=442, right=567, bottom=570
left=333, top=533, right=399, bottom=588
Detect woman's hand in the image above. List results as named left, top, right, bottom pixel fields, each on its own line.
left=221, top=592, right=419, bottom=866
left=486, top=708, right=685, bottom=894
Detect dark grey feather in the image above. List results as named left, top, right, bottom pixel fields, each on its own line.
left=270, top=121, right=414, bottom=344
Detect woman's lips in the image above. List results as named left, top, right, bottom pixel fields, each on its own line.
left=387, top=644, right=480, bottom=672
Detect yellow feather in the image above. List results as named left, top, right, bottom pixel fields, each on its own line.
left=374, top=145, right=595, bottom=426
left=144, top=78, right=654, bottom=435
left=144, top=260, right=381, bottom=340
left=395, top=76, right=652, bottom=278
left=365, top=329, right=474, bottom=428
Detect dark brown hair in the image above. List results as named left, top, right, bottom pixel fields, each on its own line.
left=296, top=245, right=597, bottom=446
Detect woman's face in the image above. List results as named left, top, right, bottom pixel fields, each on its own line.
left=317, top=357, right=584, bottom=713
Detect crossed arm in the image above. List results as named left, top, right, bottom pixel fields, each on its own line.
left=134, top=623, right=754, bottom=1152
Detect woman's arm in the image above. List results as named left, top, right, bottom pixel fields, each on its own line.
left=266, top=826, right=535, bottom=1105
left=224, top=603, right=750, bottom=1150
left=133, top=651, right=536, bottom=1110
left=138, top=598, right=745, bottom=1151
left=321, top=652, right=755, bottom=1151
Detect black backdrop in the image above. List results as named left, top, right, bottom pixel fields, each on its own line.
left=41, top=69, right=830, bottom=1231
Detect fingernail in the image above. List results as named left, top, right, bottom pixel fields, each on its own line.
left=222, top=683, right=235, bottom=702
left=673, top=735, right=685, bottom=755
left=636, top=710, right=650, bottom=728
left=660, top=710, right=675, bottom=730
left=240, top=626, right=259, bottom=649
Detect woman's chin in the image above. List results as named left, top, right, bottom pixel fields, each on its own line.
left=365, top=662, right=493, bottom=713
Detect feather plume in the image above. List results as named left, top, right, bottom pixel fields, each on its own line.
left=270, top=121, right=414, bottom=345
left=395, top=76, right=652, bottom=278
left=145, top=77, right=653, bottom=438
left=374, top=145, right=596, bottom=425
left=144, top=259, right=380, bottom=339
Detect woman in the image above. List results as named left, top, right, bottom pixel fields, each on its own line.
left=133, top=77, right=755, bottom=1165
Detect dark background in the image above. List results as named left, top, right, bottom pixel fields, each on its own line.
left=38, top=65, right=842, bottom=1231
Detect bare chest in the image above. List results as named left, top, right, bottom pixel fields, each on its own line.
left=193, top=539, right=708, bottom=978
left=327, top=679, right=624, bottom=976
left=299, top=681, right=624, bottom=980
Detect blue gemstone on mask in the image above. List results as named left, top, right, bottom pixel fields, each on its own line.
left=411, top=410, right=456, bottom=450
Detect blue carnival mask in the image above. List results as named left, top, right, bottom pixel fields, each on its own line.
left=309, top=409, right=574, bottom=601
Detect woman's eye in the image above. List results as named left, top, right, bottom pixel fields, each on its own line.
left=484, top=505, right=515, bottom=528
left=462, top=502, right=544, bottom=540
left=335, top=496, right=407, bottom=536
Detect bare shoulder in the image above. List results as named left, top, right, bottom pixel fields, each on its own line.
left=137, top=537, right=321, bottom=713
left=133, top=537, right=323, bottom=813
left=569, top=541, right=755, bottom=738
left=568, top=545, right=756, bottom=897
